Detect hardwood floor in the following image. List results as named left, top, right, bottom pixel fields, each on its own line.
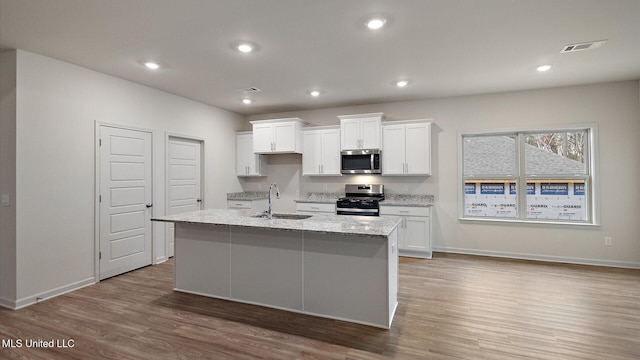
left=1, top=253, right=639, bottom=359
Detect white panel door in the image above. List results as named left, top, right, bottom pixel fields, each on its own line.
left=360, top=117, right=381, bottom=149
left=321, top=129, right=341, bottom=175
left=340, top=119, right=361, bottom=150
left=99, top=126, right=152, bottom=280
left=302, top=131, right=322, bottom=175
left=167, top=137, right=202, bottom=257
left=382, top=125, right=405, bottom=175
left=405, top=123, right=431, bottom=175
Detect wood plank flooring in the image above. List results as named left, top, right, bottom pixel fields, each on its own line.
left=1, top=253, right=639, bottom=359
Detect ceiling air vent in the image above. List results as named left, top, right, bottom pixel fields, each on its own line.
left=237, top=87, right=261, bottom=93
left=561, top=40, right=607, bottom=53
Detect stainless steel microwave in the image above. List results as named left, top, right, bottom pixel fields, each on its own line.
left=341, top=149, right=381, bottom=174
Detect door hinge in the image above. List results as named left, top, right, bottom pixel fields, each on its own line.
left=99, top=195, right=102, bottom=202
left=99, top=138, right=102, bottom=146
left=99, top=251, right=102, bottom=260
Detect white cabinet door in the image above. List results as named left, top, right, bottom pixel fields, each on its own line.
left=302, top=131, right=322, bottom=175
left=321, top=129, right=341, bottom=175
left=382, top=124, right=405, bottom=175
left=274, top=122, right=295, bottom=152
left=236, top=134, right=251, bottom=175
left=405, top=122, right=431, bottom=175
left=382, top=120, right=432, bottom=176
left=380, top=205, right=431, bottom=258
left=340, top=116, right=381, bottom=150
left=403, top=216, right=429, bottom=252
left=295, top=202, right=336, bottom=214
left=253, top=124, right=274, bottom=153
left=236, top=133, right=266, bottom=176
left=227, top=199, right=268, bottom=212
left=340, top=118, right=362, bottom=150
left=360, top=117, right=381, bottom=149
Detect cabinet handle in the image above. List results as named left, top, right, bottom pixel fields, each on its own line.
left=318, top=164, right=321, bottom=173
left=400, top=210, right=410, bottom=213
left=311, top=206, right=319, bottom=210
left=321, top=164, right=324, bottom=173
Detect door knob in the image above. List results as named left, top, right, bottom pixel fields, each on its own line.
left=146, top=203, right=153, bottom=208
left=196, top=199, right=202, bottom=203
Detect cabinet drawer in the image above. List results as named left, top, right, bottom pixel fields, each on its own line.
left=379, top=206, right=430, bottom=217
left=227, top=200, right=252, bottom=209
left=295, top=202, right=336, bottom=213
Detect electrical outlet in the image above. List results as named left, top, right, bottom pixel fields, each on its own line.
left=323, top=184, right=328, bottom=191
left=258, top=183, right=262, bottom=190
left=604, top=237, right=612, bottom=246
left=295, top=190, right=300, bottom=197
left=403, top=184, right=408, bottom=192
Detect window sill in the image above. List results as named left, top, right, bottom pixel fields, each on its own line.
left=459, top=217, right=600, bottom=228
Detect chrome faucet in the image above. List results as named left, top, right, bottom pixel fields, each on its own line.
left=267, top=183, right=280, bottom=219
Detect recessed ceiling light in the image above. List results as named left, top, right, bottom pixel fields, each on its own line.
left=242, top=98, right=252, bottom=105
left=366, top=18, right=386, bottom=30
left=395, top=80, right=410, bottom=87
left=537, top=65, right=551, bottom=72
left=237, top=43, right=254, bottom=53
left=309, top=90, right=322, bottom=97
left=144, top=61, right=160, bottom=70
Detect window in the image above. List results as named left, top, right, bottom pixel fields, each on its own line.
left=460, top=126, right=597, bottom=224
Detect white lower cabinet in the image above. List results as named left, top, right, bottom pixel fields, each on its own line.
left=227, top=199, right=268, bottom=213
left=380, top=205, right=432, bottom=258
left=295, top=202, right=336, bottom=214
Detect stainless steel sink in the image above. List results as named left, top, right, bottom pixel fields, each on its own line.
left=250, top=213, right=312, bottom=220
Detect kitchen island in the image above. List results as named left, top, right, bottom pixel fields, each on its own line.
left=152, top=209, right=400, bottom=329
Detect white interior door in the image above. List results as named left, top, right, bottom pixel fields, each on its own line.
left=99, top=126, right=152, bottom=280
left=167, top=137, right=202, bottom=257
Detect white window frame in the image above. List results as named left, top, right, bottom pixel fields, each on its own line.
left=458, top=123, right=600, bottom=226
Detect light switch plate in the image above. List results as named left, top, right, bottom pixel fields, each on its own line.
left=1, top=194, right=9, bottom=207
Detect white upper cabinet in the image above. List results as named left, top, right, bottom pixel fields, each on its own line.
left=250, top=118, right=305, bottom=154
left=382, top=120, right=432, bottom=176
left=236, top=132, right=266, bottom=177
left=302, top=126, right=341, bottom=176
left=338, top=113, right=383, bottom=150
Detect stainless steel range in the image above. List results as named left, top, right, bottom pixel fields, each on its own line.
left=336, top=184, right=385, bottom=216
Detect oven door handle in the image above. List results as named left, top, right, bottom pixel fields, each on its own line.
left=336, top=207, right=379, bottom=213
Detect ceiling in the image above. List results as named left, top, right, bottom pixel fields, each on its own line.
left=1, top=0, right=639, bottom=116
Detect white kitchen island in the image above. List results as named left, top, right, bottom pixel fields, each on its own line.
left=152, top=209, right=400, bottom=329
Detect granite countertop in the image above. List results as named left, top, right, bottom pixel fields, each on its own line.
left=294, top=192, right=343, bottom=204
left=381, top=194, right=435, bottom=207
left=227, top=191, right=269, bottom=201
left=152, top=209, right=400, bottom=238
left=295, top=192, right=434, bottom=207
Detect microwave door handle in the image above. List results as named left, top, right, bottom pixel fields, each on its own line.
left=371, top=154, right=374, bottom=171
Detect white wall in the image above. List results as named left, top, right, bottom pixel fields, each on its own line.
left=246, top=81, right=640, bottom=267
left=0, top=50, right=18, bottom=307
left=8, top=50, right=244, bottom=308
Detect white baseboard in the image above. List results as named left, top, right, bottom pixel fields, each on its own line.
left=155, top=256, right=167, bottom=264
left=11, top=277, right=96, bottom=310
left=433, top=246, right=640, bottom=269
left=0, top=296, right=15, bottom=309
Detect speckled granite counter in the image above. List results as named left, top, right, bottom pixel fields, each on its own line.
left=153, top=208, right=400, bottom=237
left=382, top=194, right=435, bottom=207
left=227, top=191, right=268, bottom=200
left=295, top=192, right=434, bottom=207
left=294, top=192, right=343, bottom=204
